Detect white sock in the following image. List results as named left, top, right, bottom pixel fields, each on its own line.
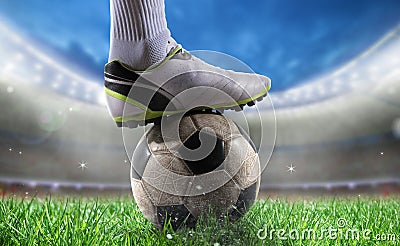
left=109, top=0, right=171, bottom=70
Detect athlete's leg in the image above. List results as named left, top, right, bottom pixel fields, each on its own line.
left=105, top=0, right=271, bottom=128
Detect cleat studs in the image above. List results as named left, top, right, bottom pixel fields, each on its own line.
left=213, top=109, right=223, bottom=115
left=153, top=117, right=162, bottom=125
left=127, top=120, right=139, bottom=128
left=234, top=105, right=244, bottom=111
left=114, top=96, right=272, bottom=129
left=216, top=108, right=224, bottom=114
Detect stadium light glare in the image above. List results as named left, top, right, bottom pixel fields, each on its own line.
left=348, top=83, right=356, bottom=90
left=34, top=63, right=43, bottom=70
left=368, top=66, right=378, bottom=73
left=4, top=63, right=15, bottom=72
left=333, top=79, right=341, bottom=85
left=304, top=92, right=312, bottom=100
left=51, top=82, right=60, bottom=89
left=0, top=22, right=102, bottom=105
left=15, top=53, right=24, bottom=61
left=391, top=57, right=400, bottom=64
left=317, top=85, right=327, bottom=95
left=350, top=72, right=359, bottom=79
left=6, top=86, right=14, bottom=94
left=51, top=183, right=60, bottom=191
left=97, top=91, right=107, bottom=106
left=348, top=182, right=356, bottom=190
left=331, top=85, right=340, bottom=93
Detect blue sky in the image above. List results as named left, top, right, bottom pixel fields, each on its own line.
left=0, top=0, right=400, bottom=91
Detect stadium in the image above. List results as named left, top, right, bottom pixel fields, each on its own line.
left=0, top=1, right=399, bottom=245
left=1, top=21, right=399, bottom=197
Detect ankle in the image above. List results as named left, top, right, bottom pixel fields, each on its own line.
left=109, top=31, right=170, bottom=70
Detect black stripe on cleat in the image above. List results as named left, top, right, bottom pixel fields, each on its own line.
left=105, top=61, right=140, bottom=82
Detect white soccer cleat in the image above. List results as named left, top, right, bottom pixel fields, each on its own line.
left=104, top=44, right=271, bottom=128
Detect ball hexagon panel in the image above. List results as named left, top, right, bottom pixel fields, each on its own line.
left=189, top=113, right=241, bottom=141
left=180, top=130, right=225, bottom=175
left=182, top=179, right=241, bottom=218
left=156, top=205, right=197, bottom=230
left=223, top=135, right=253, bottom=181
left=228, top=179, right=260, bottom=222
left=141, top=154, right=193, bottom=196
left=232, top=143, right=261, bottom=189
left=142, top=179, right=184, bottom=207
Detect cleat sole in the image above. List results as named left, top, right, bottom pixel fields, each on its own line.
left=113, top=90, right=268, bottom=129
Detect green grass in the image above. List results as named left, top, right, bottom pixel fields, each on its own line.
left=0, top=196, right=399, bottom=246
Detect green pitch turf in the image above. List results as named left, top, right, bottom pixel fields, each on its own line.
left=0, top=196, right=399, bottom=245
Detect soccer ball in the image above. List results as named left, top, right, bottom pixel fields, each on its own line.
left=130, top=112, right=260, bottom=230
